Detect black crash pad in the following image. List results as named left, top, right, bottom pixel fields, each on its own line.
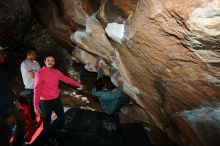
left=31, top=108, right=152, bottom=146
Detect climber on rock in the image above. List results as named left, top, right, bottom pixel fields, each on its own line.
left=92, top=61, right=130, bottom=115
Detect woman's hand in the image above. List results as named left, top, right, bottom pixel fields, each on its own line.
left=118, top=78, right=124, bottom=84
left=99, top=61, right=105, bottom=68
left=77, top=84, right=84, bottom=91
left=104, top=68, right=110, bottom=76
left=34, top=107, right=41, bottom=116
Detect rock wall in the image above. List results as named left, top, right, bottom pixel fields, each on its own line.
left=0, top=0, right=32, bottom=47
left=29, top=0, right=220, bottom=146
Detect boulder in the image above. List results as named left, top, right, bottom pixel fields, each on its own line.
left=29, top=0, right=220, bottom=145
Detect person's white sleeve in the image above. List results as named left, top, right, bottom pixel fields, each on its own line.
left=36, top=61, right=41, bottom=71
left=21, top=62, right=29, bottom=72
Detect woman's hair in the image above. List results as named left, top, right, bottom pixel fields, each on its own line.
left=44, top=53, right=56, bottom=62
left=95, top=76, right=109, bottom=90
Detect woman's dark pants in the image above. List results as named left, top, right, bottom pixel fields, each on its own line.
left=40, top=98, right=65, bottom=138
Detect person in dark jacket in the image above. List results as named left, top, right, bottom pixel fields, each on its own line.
left=0, top=46, right=25, bottom=146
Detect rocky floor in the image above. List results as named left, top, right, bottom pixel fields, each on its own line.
left=31, top=108, right=153, bottom=146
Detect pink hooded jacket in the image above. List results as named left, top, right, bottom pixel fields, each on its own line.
left=34, top=67, right=80, bottom=109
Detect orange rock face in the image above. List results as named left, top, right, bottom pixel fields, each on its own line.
left=29, top=0, right=220, bottom=145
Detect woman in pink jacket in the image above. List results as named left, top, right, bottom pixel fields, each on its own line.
left=34, top=54, right=82, bottom=140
